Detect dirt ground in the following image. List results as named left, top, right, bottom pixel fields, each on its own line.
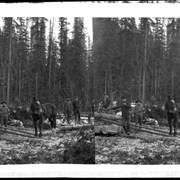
left=95, top=127, right=180, bottom=164
left=0, top=127, right=77, bottom=164
left=0, top=117, right=95, bottom=165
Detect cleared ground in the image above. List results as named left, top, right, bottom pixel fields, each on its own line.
left=95, top=127, right=180, bottom=164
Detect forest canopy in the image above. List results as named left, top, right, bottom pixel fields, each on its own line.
left=1, top=17, right=180, bottom=111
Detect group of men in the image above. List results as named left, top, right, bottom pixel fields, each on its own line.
left=63, top=97, right=81, bottom=124
left=100, top=94, right=178, bottom=137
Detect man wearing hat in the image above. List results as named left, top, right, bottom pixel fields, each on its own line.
left=133, top=100, right=144, bottom=126
left=103, top=94, right=111, bottom=110
left=0, top=101, right=10, bottom=128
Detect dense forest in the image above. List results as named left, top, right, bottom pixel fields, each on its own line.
left=93, top=18, right=180, bottom=106
left=0, top=17, right=90, bottom=110
left=1, top=17, right=180, bottom=111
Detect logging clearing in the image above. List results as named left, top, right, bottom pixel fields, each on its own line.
left=95, top=112, right=180, bottom=164
left=0, top=117, right=95, bottom=164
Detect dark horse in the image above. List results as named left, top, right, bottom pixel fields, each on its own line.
left=30, top=98, right=57, bottom=137
left=41, top=103, right=57, bottom=129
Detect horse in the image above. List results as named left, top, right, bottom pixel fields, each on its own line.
left=9, top=101, right=57, bottom=137
left=30, top=101, right=57, bottom=137
left=41, top=103, right=57, bottom=129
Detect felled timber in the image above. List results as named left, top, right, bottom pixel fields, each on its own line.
left=57, top=124, right=93, bottom=132
left=5, top=126, right=34, bottom=136
left=0, top=126, right=35, bottom=138
left=95, top=112, right=122, bottom=121
left=95, top=112, right=168, bottom=135
left=95, top=124, right=123, bottom=135
left=99, top=118, right=169, bottom=137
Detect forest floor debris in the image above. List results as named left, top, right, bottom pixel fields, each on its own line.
left=95, top=127, right=180, bottom=164
left=0, top=125, right=95, bottom=164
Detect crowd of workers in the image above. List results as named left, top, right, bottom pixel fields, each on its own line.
left=0, top=93, right=179, bottom=137
left=98, top=94, right=179, bottom=137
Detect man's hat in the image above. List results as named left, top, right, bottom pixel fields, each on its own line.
left=136, top=100, right=142, bottom=103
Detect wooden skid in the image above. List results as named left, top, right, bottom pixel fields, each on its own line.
left=0, top=126, right=35, bottom=138
left=5, top=126, right=34, bottom=136
left=58, top=124, right=93, bottom=132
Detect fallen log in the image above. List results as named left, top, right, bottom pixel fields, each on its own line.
left=99, top=118, right=169, bottom=137
left=95, top=112, right=168, bottom=135
left=57, top=124, right=93, bottom=132
left=95, top=112, right=121, bottom=120
left=5, top=126, right=34, bottom=136
left=0, top=126, right=35, bottom=138
left=130, top=122, right=168, bottom=135
left=95, top=124, right=123, bottom=135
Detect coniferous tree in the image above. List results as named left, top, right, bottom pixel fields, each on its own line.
left=67, top=17, right=87, bottom=107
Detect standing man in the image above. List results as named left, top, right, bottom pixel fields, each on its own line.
left=165, top=96, right=178, bottom=136
left=88, top=99, right=95, bottom=124
left=63, top=98, right=73, bottom=124
left=73, top=97, right=81, bottom=124
left=103, top=94, right=111, bottom=110
left=0, top=102, right=10, bottom=129
left=121, top=96, right=132, bottom=135
left=133, top=100, right=144, bottom=126
left=30, top=97, right=43, bottom=137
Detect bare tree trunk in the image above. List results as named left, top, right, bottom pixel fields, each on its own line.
left=7, top=18, right=12, bottom=105
left=171, top=70, right=174, bottom=99
left=108, top=58, right=113, bottom=106
left=35, top=72, right=38, bottom=98
left=105, top=70, right=107, bottom=94
left=142, top=20, right=148, bottom=105
left=120, top=64, right=124, bottom=100
left=18, top=61, right=21, bottom=100
left=154, top=60, right=157, bottom=99
left=48, top=19, right=54, bottom=102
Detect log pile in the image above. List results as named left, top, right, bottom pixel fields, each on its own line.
left=94, top=112, right=170, bottom=137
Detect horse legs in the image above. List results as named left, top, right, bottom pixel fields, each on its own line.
left=38, top=115, right=43, bottom=137
left=167, top=114, right=172, bottom=135
left=173, top=114, right=178, bottom=136
left=49, top=115, right=56, bottom=129
left=53, top=114, right=56, bottom=128
left=32, top=115, right=38, bottom=137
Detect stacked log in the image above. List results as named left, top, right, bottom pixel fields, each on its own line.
left=94, top=112, right=170, bottom=137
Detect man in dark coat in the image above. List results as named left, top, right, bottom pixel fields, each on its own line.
left=165, top=96, right=178, bottom=136
left=73, top=97, right=81, bottom=124
left=103, top=94, right=111, bottom=110
left=121, top=96, right=132, bottom=135
left=30, top=97, right=43, bottom=137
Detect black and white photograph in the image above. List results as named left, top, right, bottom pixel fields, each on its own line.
left=1, top=1, right=180, bottom=178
